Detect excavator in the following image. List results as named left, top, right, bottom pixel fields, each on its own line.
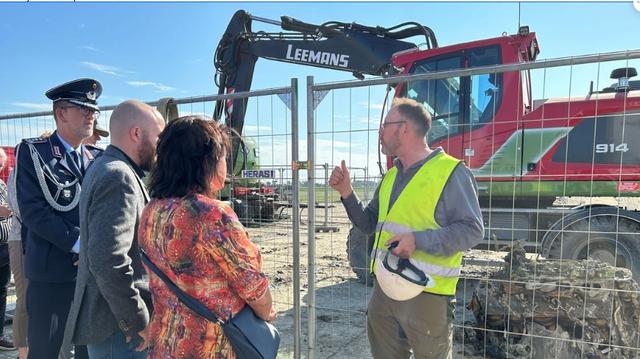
left=212, top=9, right=437, bottom=226
left=212, top=10, right=640, bottom=281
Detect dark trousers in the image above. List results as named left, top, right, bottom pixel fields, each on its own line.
left=87, top=330, right=147, bottom=359
left=367, top=280, right=454, bottom=359
left=0, top=259, right=11, bottom=337
left=26, top=281, right=88, bottom=359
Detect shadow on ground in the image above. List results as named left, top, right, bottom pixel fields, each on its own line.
left=273, top=277, right=485, bottom=359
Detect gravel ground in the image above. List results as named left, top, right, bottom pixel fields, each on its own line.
left=4, top=195, right=636, bottom=358
left=253, top=205, right=495, bottom=358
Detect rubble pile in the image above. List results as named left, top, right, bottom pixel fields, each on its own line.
left=468, top=243, right=640, bottom=358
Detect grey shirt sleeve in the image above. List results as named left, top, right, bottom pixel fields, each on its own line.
left=414, top=164, right=485, bottom=256
left=340, top=186, right=380, bottom=236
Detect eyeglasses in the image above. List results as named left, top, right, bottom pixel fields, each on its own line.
left=380, top=120, right=406, bottom=129
left=60, top=105, right=101, bottom=120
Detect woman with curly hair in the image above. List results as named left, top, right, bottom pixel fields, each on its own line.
left=138, top=116, right=276, bottom=358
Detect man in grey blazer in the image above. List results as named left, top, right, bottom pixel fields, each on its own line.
left=66, top=100, right=165, bottom=358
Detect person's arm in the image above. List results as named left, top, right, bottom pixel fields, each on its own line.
left=15, top=143, right=79, bottom=251
left=414, top=164, right=484, bottom=256
left=86, top=166, right=149, bottom=337
left=0, top=204, right=10, bottom=218
left=204, top=202, right=273, bottom=319
left=330, top=159, right=379, bottom=235
left=247, top=287, right=276, bottom=321
left=340, top=187, right=380, bottom=235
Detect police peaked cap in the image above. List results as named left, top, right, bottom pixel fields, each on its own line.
left=46, top=78, right=102, bottom=111
left=93, top=122, right=109, bottom=137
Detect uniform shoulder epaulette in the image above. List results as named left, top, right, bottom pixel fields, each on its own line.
left=22, top=137, right=48, bottom=144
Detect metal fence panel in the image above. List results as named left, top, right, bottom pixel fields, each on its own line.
left=0, top=82, right=303, bottom=359
left=305, top=49, right=640, bottom=358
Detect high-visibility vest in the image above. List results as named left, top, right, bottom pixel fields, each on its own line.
left=371, top=151, right=463, bottom=296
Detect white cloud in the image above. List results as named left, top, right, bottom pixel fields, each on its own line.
left=81, top=62, right=131, bottom=77
left=78, top=45, right=102, bottom=53
left=126, top=81, right=175, bottom=92
left=10, top=102, right=51, bottom=111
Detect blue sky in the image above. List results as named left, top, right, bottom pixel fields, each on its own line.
left=1, top=1, right=639, bottom=174
left=1, top=1, right=638, bottom=114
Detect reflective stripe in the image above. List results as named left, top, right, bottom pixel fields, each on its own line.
left=373, top=152, right=464, bottom=296
left=372, top=248, right=461, bottom=278
left=375, top=221, right=414, bottom=235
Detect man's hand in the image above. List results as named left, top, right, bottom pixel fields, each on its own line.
left=386, top=232, right=417, bottom=258
left=0, top=205, right=11, bottom=218
left=329, top=160, right=353, bottom=199
left=266, top=306, right=277, bottom=322
left=126, top=326, right=149, bottom=352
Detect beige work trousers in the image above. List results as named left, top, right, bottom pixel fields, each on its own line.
left=367, top=279, right=454, bottom=359
left=8, top=240, right=28, bottom=347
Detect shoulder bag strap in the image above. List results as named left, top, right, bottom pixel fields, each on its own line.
left=140, top=249, right=224, bottom=324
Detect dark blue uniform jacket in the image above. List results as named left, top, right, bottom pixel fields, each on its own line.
left=15, top=131, right=102, bottom=283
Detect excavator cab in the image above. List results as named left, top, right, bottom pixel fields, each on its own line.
left=392, top=29, right=537, bottom=172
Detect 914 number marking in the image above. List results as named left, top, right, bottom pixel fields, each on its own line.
left=595, top=143, right=629, bottom=153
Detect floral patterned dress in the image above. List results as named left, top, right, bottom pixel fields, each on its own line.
left=138, top=193, right=268, bottom=359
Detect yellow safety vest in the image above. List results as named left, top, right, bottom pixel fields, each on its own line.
left=371, top=151, right=463, bottom=296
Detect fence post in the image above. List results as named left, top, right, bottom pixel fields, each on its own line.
left=364, top=167, right=370, bottom=201
left=290, top=78, right=301, bottom=359
left=314, top=164, right=338, bottom=233
left=323, top=163, right=329, bottom=227
left=306, top=75, right=316, bottom=359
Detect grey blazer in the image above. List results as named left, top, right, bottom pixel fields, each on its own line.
left=66, top=145, right=151, bottom=345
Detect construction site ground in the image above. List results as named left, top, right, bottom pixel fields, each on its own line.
left=248, top=205, right=508, bottom=359
left=1, top=196, right=638, bottom=359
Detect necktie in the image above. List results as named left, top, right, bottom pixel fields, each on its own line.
left=70, top=151, right=82, bottom=174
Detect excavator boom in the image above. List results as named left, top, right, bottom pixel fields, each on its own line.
left=213, top=9, right=437, bottom=140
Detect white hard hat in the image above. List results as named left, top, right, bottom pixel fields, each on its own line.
left=375, top=245, right=433, bottom=301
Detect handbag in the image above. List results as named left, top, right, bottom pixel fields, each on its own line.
left=140, top=250, right=280, bottom=359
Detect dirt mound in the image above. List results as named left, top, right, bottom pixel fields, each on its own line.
left=468, top=242, right=640, bottom=358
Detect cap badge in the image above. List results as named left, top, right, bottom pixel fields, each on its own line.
left=86, top=91, right=97, bottom=101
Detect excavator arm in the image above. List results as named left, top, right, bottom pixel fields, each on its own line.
left=213, top=9, right=437, bottom=153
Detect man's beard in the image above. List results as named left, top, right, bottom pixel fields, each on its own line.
left=381, top=137, right=400, bottom=156
left=137, top=136, right=156, bottom=172
left=75, top=127, right=94, bottom=144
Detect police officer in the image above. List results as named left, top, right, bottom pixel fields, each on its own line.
left=15, top=78, right=104, bottom=359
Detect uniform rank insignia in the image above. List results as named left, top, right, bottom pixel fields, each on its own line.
left=23, top=137, right=47, bottom=144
